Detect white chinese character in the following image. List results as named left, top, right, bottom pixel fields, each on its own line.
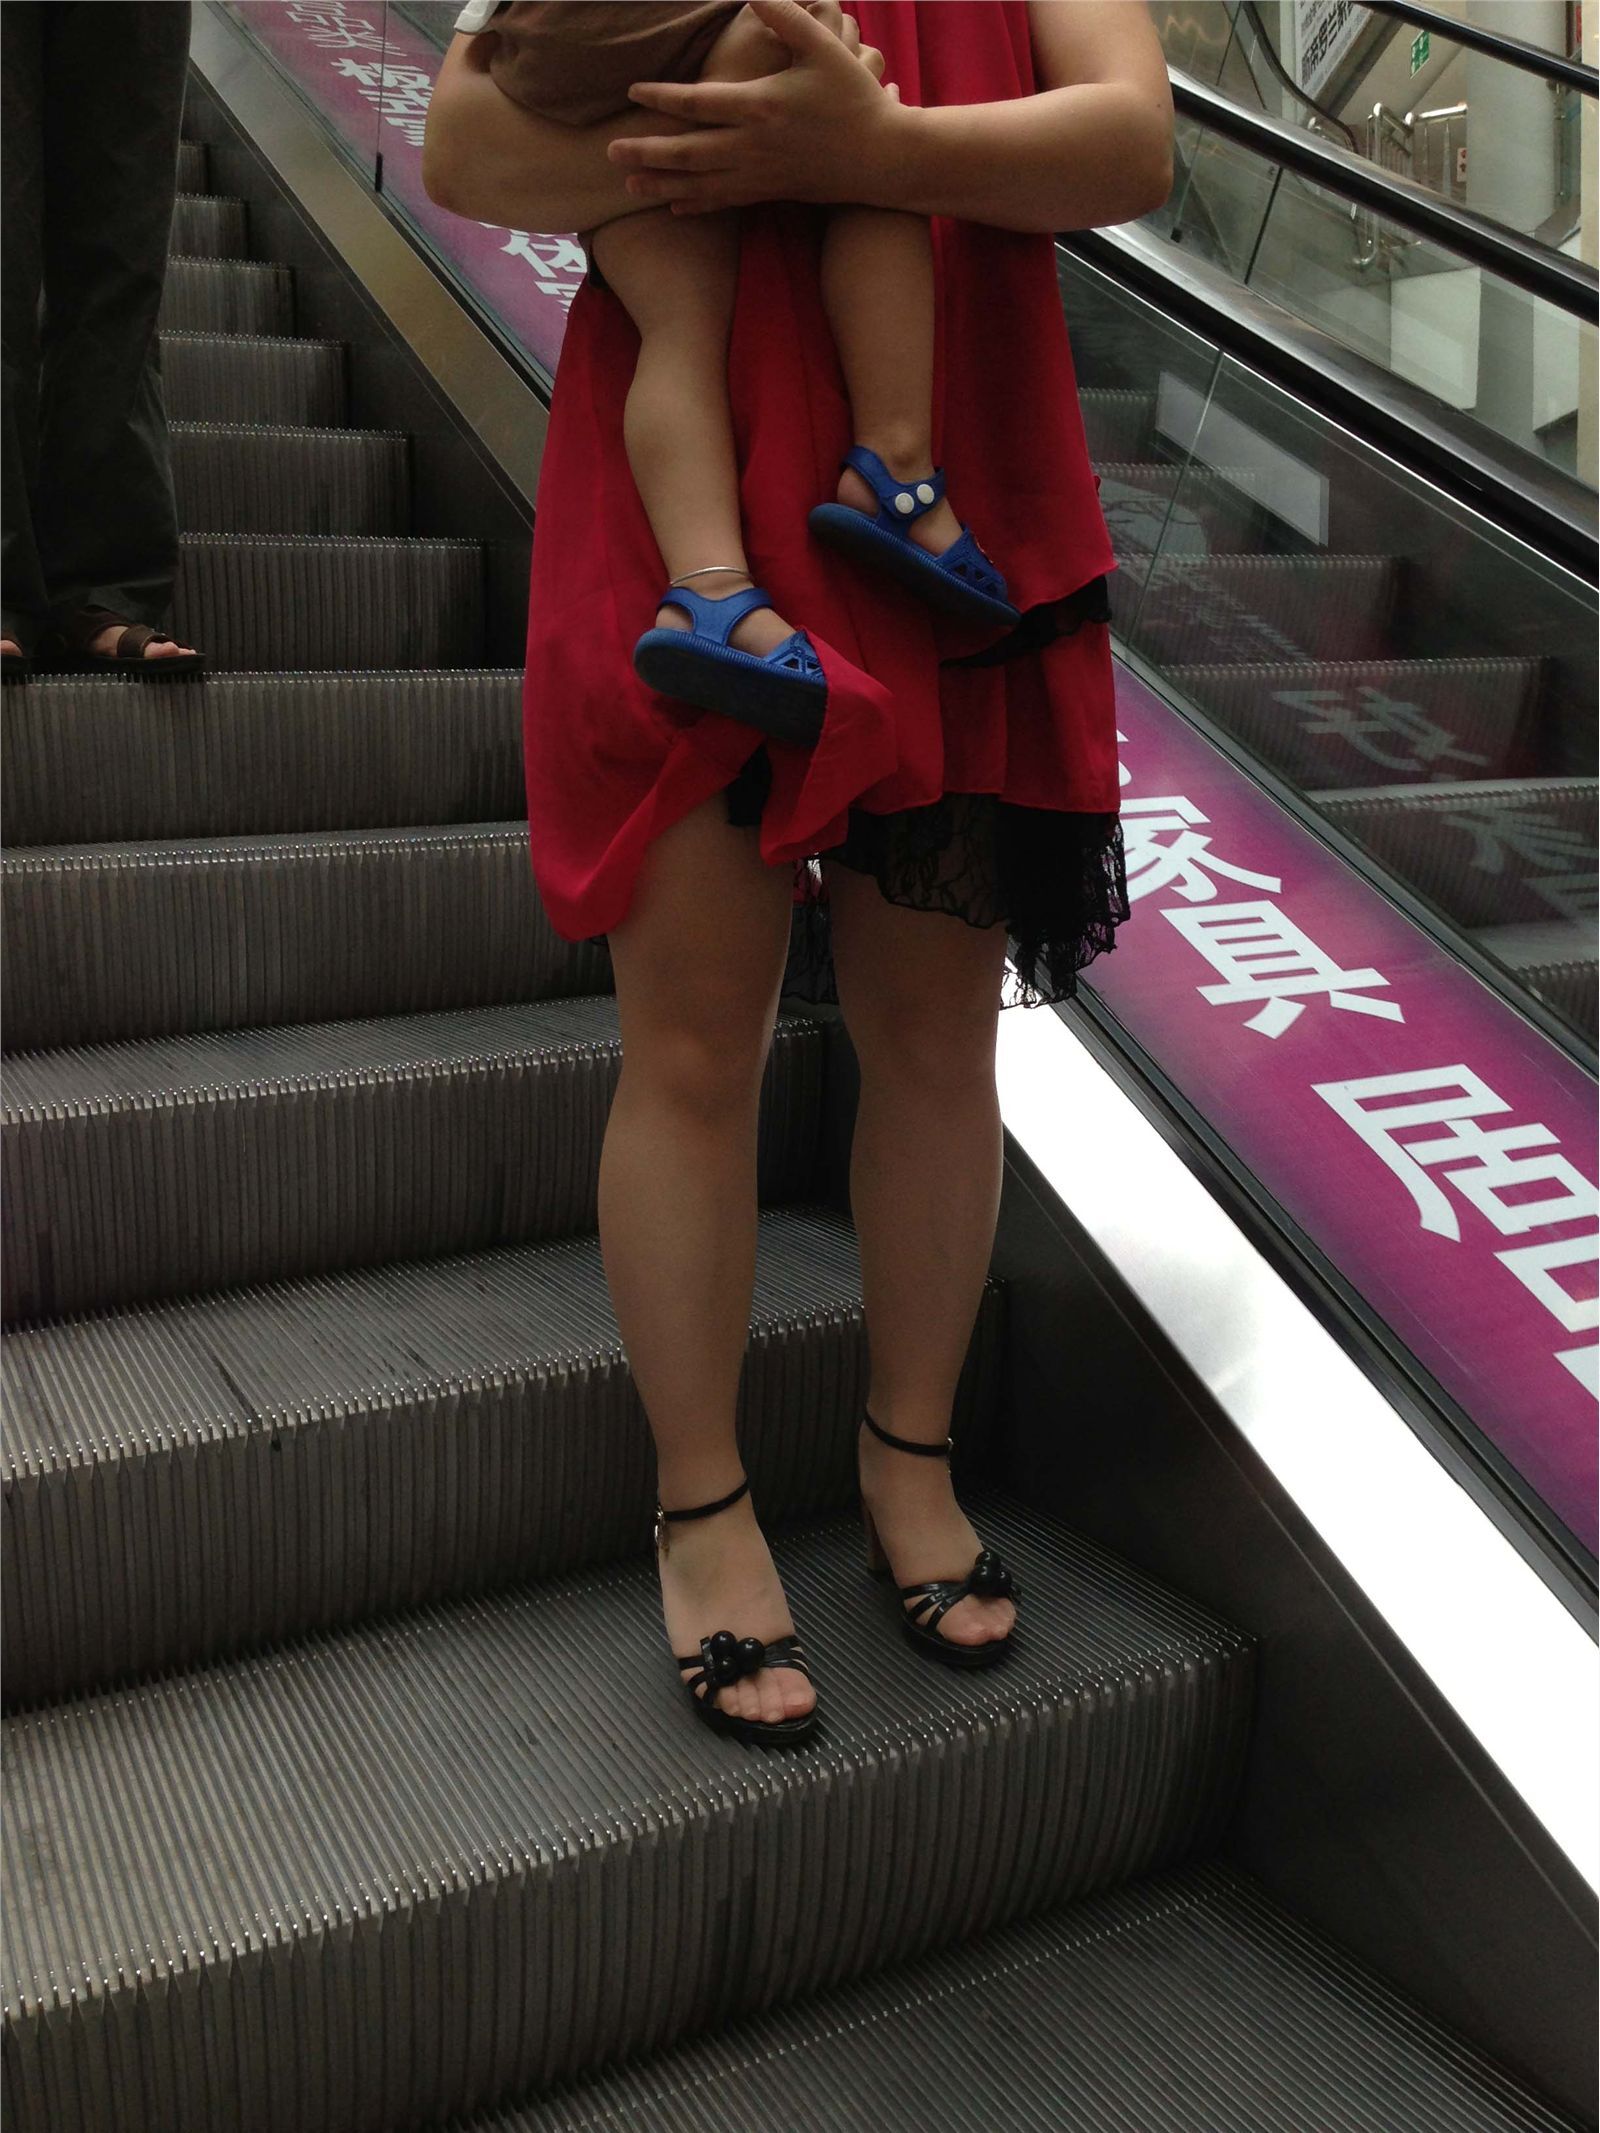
left=1442, top=801, right=1599, bottom=927
left=501, top=230, right=588, bottom=279
left=1313, top=1064, right=1596, bottom=1239
left=1275, top=684, right=1492, bottom=776
left=1498, top=1232, right=1600, bottom=1333
left=1120, top=793, right=1282, bottom=903
left=1167, top=900, right=1402, bottom=1036
left=292, top=8, right=385, bottom=52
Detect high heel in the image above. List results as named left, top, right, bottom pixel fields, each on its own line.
left=861, top=1501, right=889, bottom=1576
left=857, top=1410, right=1019, bottom=1669
left=656, top=1475, right=819, bottom=1745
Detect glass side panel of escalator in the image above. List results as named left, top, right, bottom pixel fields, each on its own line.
left=1146, top=5, right=1597, bottom=494
left=1154, top=1, right=1589, bottom=252
left=1063, top=241, right=1596, bottom=1574
left=1152, top=113, right=1597, bottom=492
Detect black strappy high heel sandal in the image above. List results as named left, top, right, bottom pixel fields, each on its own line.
left=656, top=1475, right=819, bottom=1744
left=858, top=1409, right=1019, bottom=1669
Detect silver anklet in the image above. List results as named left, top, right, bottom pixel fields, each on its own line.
left=668, top=565, right=752, bottom=585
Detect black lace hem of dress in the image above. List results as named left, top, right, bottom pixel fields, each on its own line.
left=584, top=580, right=1132, bottom=1011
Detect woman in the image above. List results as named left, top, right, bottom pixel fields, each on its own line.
left=423, top=0, right=1172, bottom=1742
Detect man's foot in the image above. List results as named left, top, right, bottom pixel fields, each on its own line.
left=837, top=447, right=964, bottom=558
left=858, top=1418, right=1017, bottom=1650
left=654, top=574, right=796, bottom=658
left=87, top=620, right=197, bottom=662
left=656, top=1486, right=817, bottom=1725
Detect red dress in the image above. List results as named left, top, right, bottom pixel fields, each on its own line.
left=520, top=0, right=1130, bottom=1007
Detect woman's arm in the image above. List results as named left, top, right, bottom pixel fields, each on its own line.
left=420, top=2, right=882, bottom=234
left=891, top=1, right=1174, bottom=229
left=610, top=0, right=1174, bottom=234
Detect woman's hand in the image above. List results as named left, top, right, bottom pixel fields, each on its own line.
left=607, top=0, right=904, bottom=215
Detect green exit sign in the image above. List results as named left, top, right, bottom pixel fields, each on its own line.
left=1411, top=27, right=1431, bottom=71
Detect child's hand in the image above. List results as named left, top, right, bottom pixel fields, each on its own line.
left=610, top=0, right=902, bottom=215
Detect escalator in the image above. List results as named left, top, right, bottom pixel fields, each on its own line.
left=1, top=8, right=1594, bottom=2133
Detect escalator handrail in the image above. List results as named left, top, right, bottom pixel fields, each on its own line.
left=1171, top=68, right=1598, bottom=318
left=1064, top=219, right=1598, bottom=585
left=1362, top=0, right=1597, bottom=97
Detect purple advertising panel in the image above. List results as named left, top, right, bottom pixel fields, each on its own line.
left=1102, top=670, right=1596, bottom=1550
left=232, top=3, right=1597, bottom=1553
left=241, top=2, right=582, bottom=374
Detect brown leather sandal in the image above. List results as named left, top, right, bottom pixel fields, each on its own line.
left=46, top=605, right=206, bottom=682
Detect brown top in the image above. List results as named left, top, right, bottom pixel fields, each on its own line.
left=460, top=2, right=744, bottom=126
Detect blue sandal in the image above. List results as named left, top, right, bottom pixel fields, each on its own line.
left=808, top=446, right=1019, bottom=629
left=633, top=580, right=827, bottom=748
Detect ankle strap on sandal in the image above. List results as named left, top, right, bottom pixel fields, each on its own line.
left=861, top=1410, right=952, bottom=1458
left=657, top=1475, right=751, bottom=1523
left=655, top=1474, right=750, bottom=1555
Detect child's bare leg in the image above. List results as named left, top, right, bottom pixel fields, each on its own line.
left=590, top=207, right=793, bottom=657
left=820, top=208, right=964, bottom=558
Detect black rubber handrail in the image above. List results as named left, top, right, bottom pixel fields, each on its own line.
left=1172, top=68, right=1598, bottom=318
left=1062, top=220, right=1598, bottom=584
left=1362, top=0, right=1597, bottom=95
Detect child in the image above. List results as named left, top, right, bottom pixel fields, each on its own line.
left=452, top=0, right=1018, bottom=749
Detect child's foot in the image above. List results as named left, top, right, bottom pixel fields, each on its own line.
left=655, top=575, right=795, bottom=657
left=837, top=448, right=963, bottom=558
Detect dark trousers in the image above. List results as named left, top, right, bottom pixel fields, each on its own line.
left=1, top=1, right=190, bottom=644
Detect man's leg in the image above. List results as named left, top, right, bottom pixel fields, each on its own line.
left=34, top=1, right=190, bottom=634
left=1, top=1, right=49, bottom=649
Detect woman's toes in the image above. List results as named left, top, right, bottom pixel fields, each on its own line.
left=934, top=1595, right=1014, bottom=1646
left=782, top=1671, right=816, bottom=1720
left=757, top=1675, right=788, bottom=1726
left=742, top=1676, right=769, bottom=1723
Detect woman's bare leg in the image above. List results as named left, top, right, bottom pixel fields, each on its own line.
left=823, top=862, right=1018, bottom=1649
left=818, top=208, right=965, bottom=558
left=601, top=793, right=816, bottom=1722
left=591, top=205, right=793, bottom=656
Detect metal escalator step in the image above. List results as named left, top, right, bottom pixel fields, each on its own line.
left=1096, top=460, right=1265, bottom=559
left=1171, top=657, right=1546, bottom=790
left=168, top=194, right=249, bottom=259
left=1078, top=385, right=1158, bottom=463
left=0, top=1492, right=1255, bottom=2133
left=1, top=1001, right=823, bottom=1323
left=160, top=256, right=293, bottom=335
left=3, top=671, right=522, bottom=844
left=1119, top=553, right=1400, bottom=664
left=3, top=819, right=588, bottom=1045
left=0, top=1206, right=1003, bottom=1702
left=160, top=332, right=346, bottom=426
left=3, top=823, right=585, bottom=1048
left=482, top=1858, right=1577, bottom=2133
left=1469, top=919, right=1598, bottom=1035
left=172, top=532, right=483, bottom=668
left=1312, top=776, right=1598, bottom=929
left=169, top=423, right=409, bottom=535
left=177, top=140, right=207, bottom=192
